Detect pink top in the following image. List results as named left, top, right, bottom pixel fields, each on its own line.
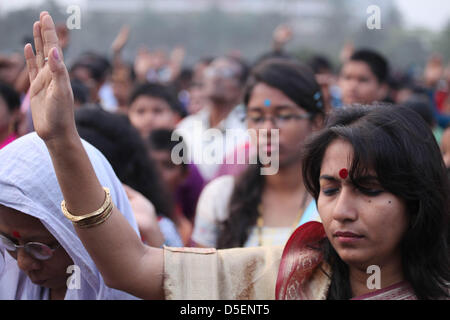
left=0, top=133, right=17, bottom=149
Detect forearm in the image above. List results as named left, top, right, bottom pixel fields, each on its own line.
left=45, top=134, right=164, bottom=299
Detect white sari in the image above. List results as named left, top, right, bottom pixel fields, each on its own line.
left=0, top=133, right=140, bottom=300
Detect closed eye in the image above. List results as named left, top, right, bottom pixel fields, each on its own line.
left=357, top=186, right=383, bottom=196
left=322, top=187, right=339, bottom=196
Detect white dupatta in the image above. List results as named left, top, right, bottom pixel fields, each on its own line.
left=0, top=133, right=140, bottom=300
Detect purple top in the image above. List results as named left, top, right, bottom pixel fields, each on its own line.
left=175, top=163, right=205, bottom=222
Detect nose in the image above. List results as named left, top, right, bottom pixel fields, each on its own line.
left=261, top=116, right=278, bottom=131
left=331, top=186, right=358, bottom=223
left=16, top=248, right=41, bottom=272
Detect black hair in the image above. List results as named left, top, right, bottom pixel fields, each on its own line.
left=128, top=82, right=186, bottom=118
left=349, top=49, right=389, bottom=84
left=253, top=51, right=295, bottom=67
left=75, top=107, right=174, bottom=219
left=302, top=105, right=450, bottom=300
left=71, top=78, right=89, bottom=106
left=225, top=55, right=250, bottom=86
left=0, top=82, right=20, bottom=112
left=70, top=52, right=111, bottom=83
left=147, top=129, right=188, bottom=170
left=243, top=58, right=325, bottom=117
left=217, top=58, right=325, bottom=249
left=308, top=55, right=333, bottom=74
left=400, top=94, right=435, bottom=127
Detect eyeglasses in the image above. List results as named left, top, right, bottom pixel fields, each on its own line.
left=205, top=67, right=239, bottom=80
left=246, top=113, right=312, bottom=128
left=0, top=234, right=61, bottom=261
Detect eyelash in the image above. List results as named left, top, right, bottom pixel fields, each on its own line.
left=322, top=186, right=383, bottom=197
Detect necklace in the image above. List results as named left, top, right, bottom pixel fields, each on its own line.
left=256, top=191, right=309, bottom=246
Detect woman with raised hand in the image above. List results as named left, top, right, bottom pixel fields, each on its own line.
left=0, top=132, right=141, bottom=300
left=23, top=12, right=449, bottom=300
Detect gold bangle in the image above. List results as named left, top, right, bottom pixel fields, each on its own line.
left=75, top=202, right=114, bottom=229
left=61, top=187, right=111, bottom=223
left=74, top=201, right=113, bottom=226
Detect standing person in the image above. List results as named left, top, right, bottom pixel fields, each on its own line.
left=23, top=12, right=449, bottom=300
left=338, top=49, right=389, bottom=106
left=127, top=82, right=185, bottom=139
left=0, top=82, right=21, bottom=149
left=187, top=57, right=214, bottom=115
left=176, top=56, right=249, bottom=181
left=192, top=58, right=324, bottom=249
left=147, top=129, right=200, bottom=245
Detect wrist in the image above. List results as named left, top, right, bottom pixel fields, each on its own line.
left=44, top=128, right=81, bottom=152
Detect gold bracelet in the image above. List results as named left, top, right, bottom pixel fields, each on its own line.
left=61, top=187, right=111, bottom=223
left=75, top=202, right=114, bottom=229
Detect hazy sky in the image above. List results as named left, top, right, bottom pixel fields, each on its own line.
left=396, top=0, right=450, bottom=31
left=1, top=0, right=449, bottom=31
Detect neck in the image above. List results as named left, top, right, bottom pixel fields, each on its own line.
left=349, top=254, right=404, bottom=298
left=264, top=161, right=304, bottom=193
left=0, top=128, right=13, bottom=144
left=208, top=100, right=236, bottom=128
left=49, top=286, right=67, bottom=300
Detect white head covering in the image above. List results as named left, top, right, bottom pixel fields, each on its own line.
left=0, top=133, right=140, bottom=300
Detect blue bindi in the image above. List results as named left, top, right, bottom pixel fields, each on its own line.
left=264, top=99, right=271, bottom=107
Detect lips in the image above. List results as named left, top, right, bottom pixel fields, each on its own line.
left=334, top=231, right=363, bottom=238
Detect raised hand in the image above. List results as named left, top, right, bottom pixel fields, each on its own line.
left=112, top=25, right=130, bottom=53
left=273, top=24, right=293, bottom=46
left=24, top=12, right=75, bottom=143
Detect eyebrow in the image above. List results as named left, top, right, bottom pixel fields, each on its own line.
left=319, top=175, right=339, bottom=182
left=0, top=231, right=52, bottom=243
left=247, top=105, right=299, bottom=112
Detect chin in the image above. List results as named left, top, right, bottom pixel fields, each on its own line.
left=335, top=249, right=370, bottom=268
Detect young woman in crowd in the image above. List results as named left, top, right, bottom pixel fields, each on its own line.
left=192, top=58, right=324, bottom=248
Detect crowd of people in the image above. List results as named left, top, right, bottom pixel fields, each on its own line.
left=0, top=11, right=449, bottom=300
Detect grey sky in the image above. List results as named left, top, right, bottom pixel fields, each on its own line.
left=1, top=0, right=449, bottom=31
left=396, top=0, right=450, bottom=31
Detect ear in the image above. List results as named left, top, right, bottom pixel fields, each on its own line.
left=377, top=83, right=389, bottom=101
left=311, top=113, right=325, bottom=131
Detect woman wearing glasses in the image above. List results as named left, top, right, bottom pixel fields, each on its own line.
left=192, top=58, right=325, bottom=248
left=0, top=132, right=140, bottom=300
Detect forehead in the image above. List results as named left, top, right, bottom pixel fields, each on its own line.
left=247, top=83, right=298, bottom=109
left=0, top=205, right=50, bottom=239
left=320, top=139, right=354, bottom=174
left=210, top=58, right=240, bottom=72
left=341, top=61, right=376, bottom=78
left=131, top=95, right=171, bottom=109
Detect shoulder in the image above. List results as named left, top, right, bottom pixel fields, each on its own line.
left=198, top=175, right=235, bottom=213
left=197, top=175, right=235, bottom=218
left=176, top=110, right=208, bottom=131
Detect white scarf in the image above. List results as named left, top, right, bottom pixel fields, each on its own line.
left=0, top=133, right=140, bottom=300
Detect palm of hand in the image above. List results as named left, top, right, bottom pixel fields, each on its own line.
left=24, top=12, right=75, bottom=142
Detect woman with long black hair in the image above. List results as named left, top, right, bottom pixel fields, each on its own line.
left=192, top=57, right=325, bottom=249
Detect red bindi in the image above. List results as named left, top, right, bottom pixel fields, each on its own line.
left=339, top=168, right=349, bottom=179
left=12, top=230, right=21, bottom=238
